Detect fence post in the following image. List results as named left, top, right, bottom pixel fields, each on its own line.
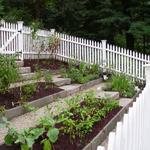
left=50, top=29, right=55, bottom=35
left=18, top=21, right=24, bottom=60
left=101, top=40, right=107, bottom=72
left=144, top=64, right=150, bottom=84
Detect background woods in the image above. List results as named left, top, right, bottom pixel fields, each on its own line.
left=0, top=0, right=150, bottom=53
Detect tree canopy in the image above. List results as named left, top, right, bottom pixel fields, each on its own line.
left=0, top=0, right=150, bottom=53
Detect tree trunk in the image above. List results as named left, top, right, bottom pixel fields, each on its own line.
left=126, top=33, right=134, bottom=50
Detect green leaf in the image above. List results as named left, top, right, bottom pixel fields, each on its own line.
left=4, top=134, right=14, bottom=145
left=30, top=128, right=45, bottom=140
left=41, top=139, right=52, bottom=150
left=47, top=128, right=59, bottom=143
left=21, top=144, right=30, bottom=150
left=26, top=137, right=34, bottom=148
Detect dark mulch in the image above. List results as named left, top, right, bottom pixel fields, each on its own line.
left=0, top=107, right=122, bottom=150
left=24, top=59, right=68, bottom=72
left=0, top=82, right=63, bottom=110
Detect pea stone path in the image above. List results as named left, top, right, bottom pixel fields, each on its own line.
left=0, top=82, right=132, bottom=147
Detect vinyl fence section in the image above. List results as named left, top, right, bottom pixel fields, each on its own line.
left=0, top=20, right=150, bottom=81
left=0, top=20, right=54, bottom=59
left=55, top=33, right=150, bottom=81
left=97, top=65, right=150, bottom=150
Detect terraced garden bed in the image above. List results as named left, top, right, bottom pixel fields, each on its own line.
left=24, top=59, right=68, bottom=72
left=0, top=92, right=122, bottom=150
left=0, top=82, right=63, bottom=110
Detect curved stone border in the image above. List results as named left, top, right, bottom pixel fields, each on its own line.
left=82, top=90, right=141, bottom=150
left=1, top=78, right=102, bottom=120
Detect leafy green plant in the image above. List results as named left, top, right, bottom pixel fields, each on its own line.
left=0, top=106, right=5, bottom=115
left=58, top=91, right=119, bottom=140
left=0, top=55, right=20, bottom=93
left=110, top=73, right=135, bottom=97
left=0, top=116, right=59, bottom=150
left=0, top=117, right=44, bottom=150
left=43, top=70, right=53, bottom=89
left=65, top=61, right=100, bottom=84
left=21, top=83, right=37, bottom=102
left=22, top=103, right=37, bottom=112
left=38, top=116, right=59, bottom=150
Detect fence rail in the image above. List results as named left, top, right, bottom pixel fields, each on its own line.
left=0, top=20, right=150, bottom=81
left=97, top=65, right=150, bottom=150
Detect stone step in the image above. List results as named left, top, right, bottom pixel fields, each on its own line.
left=96, top=91, right=120, bottom=100
left=59, top=84, right=81, bottom=95
left=16, top=61, right=24, bottom=67
left=52, top=76, right=71, bottom=86
left=20, top=72, right=36, bottom=81
left=19, top=67, right=31, bottom=74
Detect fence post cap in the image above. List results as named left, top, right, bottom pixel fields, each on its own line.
left=50, top=29, right=55, bottom=34
left=17, top=21, right=24, bottom=23
left=101, top=40, right=107, bottom=43
left=144, top=64, right=150, bottom=84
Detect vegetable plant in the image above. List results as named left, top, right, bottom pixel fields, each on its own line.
left=110, top=73, right=135, bottom=97
left=64, top=61, right=100, bottom=84
left=0, top=116, right=59, bottom=150
left=0, top=54, right=20, bottom=94
left=38, top=116, right=59, bottom=150
left=58, top=91, right=119, bottom=140
left=21, top=83, right=37, bottom=102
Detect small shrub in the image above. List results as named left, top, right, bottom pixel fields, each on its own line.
left=110, top=73, right=135, bottom=97
left=65, top=61, right=100, bottom=84
left=21, top=84, right=37, bottom=102
left=0, top=55, right=20, bottom=93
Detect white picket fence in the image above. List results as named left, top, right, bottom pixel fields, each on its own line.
left=97, top=65, right=150, bottom=150
left=56, top=32, right=150, bottom=81
left=0, top=20, right=54, bottom=60
left=0, top=20, right=150, bottom=81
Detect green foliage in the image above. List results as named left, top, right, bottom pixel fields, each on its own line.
left=114, top=33, right=126, bottom=47
left=0, top=55, right=20, bottom=94
left=0, top=116, right=59, bottom=150
left=58, top=91, right=119, bottom=140
left=21, top=84, right=37, bottom=101
left=65, top=61, right=100, bottom=84
left=110, top=74, right=135, bottom=97
left=22, top=103, right=37, bottom=112
left=30, top=21, right=41, bottom=39
left=38, top=116, right=59, bottom=150
left=0, top=105, right=5, bottom=115
left=43, top=70, right=53, bottom=89
left=0, top=0, right=150, bottom=52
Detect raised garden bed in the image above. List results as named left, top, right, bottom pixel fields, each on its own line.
left=24, top=59, right=68, bottom=72
left=0, top=92, right=122, bottom=150
left=0, top=82, right=63, bottom=110
left=1, top=78, right=102, bottom=120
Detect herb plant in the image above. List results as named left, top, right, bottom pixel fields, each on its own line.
left=110, top=73, right=135, bottom=97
